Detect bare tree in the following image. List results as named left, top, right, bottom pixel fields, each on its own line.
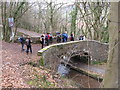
left=1, top=1, right=35, bottom=42
left=103, top=2, right=119, bottom=88
left=70, top=2, right=78, bottom=37
left=76, top=2, right=109, bottom=42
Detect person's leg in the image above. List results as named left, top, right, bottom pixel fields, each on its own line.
left=57, top=38, right=58, bottom=43
left=51, top=38, right=53, bottom=44
left=48, top=40, right=49, bottom=45
left=57, top=37, right=59, bottom=43
left=26, top=46, right=29, bottom=54
left=30, top=45, right=32, bottom=54
left=60, top=38, right=61, bottom=43
left=62, top=38, right=64, bottom=42
left=45, top=40, right=48, bottom=46
left=22, top=43, right=25, bottom=51
left=49, top=38, right=51, bottom=43
left=57, top=38, right=59, bottom=43
left=21, top=43, right=23, bottom=51
left=42, top=43, right=44, bottom=48
left=64, top=38, right=66, bottom=42
left=46, top=40, right=49, bottom=46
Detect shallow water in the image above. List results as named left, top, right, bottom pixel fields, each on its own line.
left=57, top=63, right=102, bottom=88
left=67, top=69, right=102, bottom=88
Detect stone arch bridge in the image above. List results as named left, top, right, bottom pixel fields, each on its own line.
left=38, top=40, right=108, bottom=71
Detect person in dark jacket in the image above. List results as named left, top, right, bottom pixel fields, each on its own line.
left=19, top=35, right=25, bottom=51
left=45, top=33, right=50, bottom=46
left=79, top=35, right=84, bottom=40
left=26, top=36, right=32, bottom=55
left=40, top=35, right=45, bottom=49
left=69, top=34, right=74, bottom=41
left=49, top=33, right=53, bottom=44
left=56, top=32, right=61, bottom=43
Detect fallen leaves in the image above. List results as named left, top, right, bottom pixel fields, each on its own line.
left=2, top=41, right=77, bottom=88
left=2, top=41, right=40, bottom=88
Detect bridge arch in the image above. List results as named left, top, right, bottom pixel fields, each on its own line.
left=38, top=40, right=108, bottom=71
left=69, top=51, right=90, bottom=64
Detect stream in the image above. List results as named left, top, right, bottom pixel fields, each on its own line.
left=58, top=64, right=103, bottom=88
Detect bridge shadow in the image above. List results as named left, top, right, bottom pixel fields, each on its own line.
left=70, top=51, right=90, bottom=65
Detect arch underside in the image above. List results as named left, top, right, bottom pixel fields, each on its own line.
left=70, top=51, right=90, bottom=64
left=59, top=51, right=91, bottom=65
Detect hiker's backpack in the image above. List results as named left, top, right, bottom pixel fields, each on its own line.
left=26, top=39, right=30, bottom=45
left=18, top=37, right=22, bottom=42
left=45, top=35, right=49, bottom=41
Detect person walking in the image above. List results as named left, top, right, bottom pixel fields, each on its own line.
left=62, top=32, right=68, bottom=42
left=79, top=35, right=84, bottom=40
left=69, top=33, right=74, bottom=41
left=40, top=34, right=45, bottom=49
left=26, top=36, right=32, bottom=55
left=49, top=33, right=53, bottom=44
left=19, top=35, right=26, bottom=51
left=56, top=32, right=61, bottom=43
left=45, top=33, right=50, bottom=46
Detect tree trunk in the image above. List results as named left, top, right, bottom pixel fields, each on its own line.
left=103, top=2, right=119, bottom=88
left=71, top=4, right=78, bottom=37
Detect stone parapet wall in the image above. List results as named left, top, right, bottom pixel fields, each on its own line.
left=38, top=40, right=109, bottom=71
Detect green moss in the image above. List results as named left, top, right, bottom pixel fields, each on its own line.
left=91, top=60, right=107, bottom=65
left=39, top=57, right=45, bottom=66
left=28, top=81, right=34, bottom=85
left=28, top=74, right=55, bottom=88
left=91, top=74, right=98, bottom=78
left=40, top=75, right=46, bottom=82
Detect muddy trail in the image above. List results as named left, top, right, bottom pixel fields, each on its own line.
left=1, top=41, right=79, bottom=88
left=2, top=41, right=41, bottom=88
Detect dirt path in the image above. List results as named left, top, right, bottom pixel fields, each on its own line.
left=2, top=41, right=41, bottom=88
left=17, top=28, right=41, bottom=37
left=1, top=27, right=57, bottom=88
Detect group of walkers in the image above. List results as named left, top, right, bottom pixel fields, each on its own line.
left=39, top=32, right=85, bottom=49
left=18, top=33, right=53, bottom=54
left=56, top=32, right=85, bottom=43
left=40, top=33, right=53, bottom=49
left=40, top=32, right=72, bottom=49
left=18, top=35, right=32, bottom=55
left=56, top=32, right=74, bottom=43
left=18, top=32, right=85, bottom=54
